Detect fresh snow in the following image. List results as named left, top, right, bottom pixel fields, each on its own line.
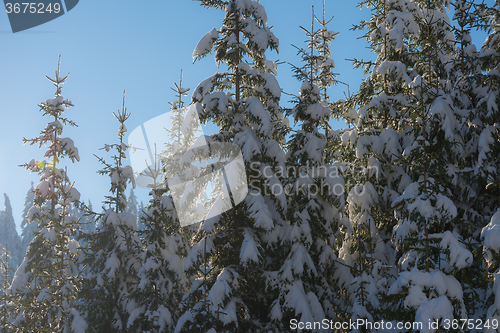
left=193, top=28, right=219, bottom=60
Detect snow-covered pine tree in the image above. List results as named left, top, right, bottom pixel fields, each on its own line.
left=126, top=74, right=192, bottom=332
left=469, top=0, right=500, bottom=226
left=0, top=245, right=14, bottom=332
left=387, top=0, right=474, bottom=326
left=75, top=201, right=96, bottom=253
left=79, top=201, right=95, bottom=235
left=175, top=0, right=288, bottom=331
left=332, top=0, right=422, bottom=324
left=475, top=1, right=500, bottom=328
left=161, top=70, right=198, bottom=245
left=79, top=93, right=141, bottom=332
left=265, top=5, right=349, bottom=332
left=315, top=0, right=339, bottom=105
left=127, top=161, right=190, bottom=332
left=445, top=0, right=489, bottom=319
left=7, top=58, right=86, bottom=332
left=0, top=195, right=23, bottom=269
left=20, top=183, right=36, bottom=255
left=482, top=208, right=500, bottom=332
left=137, top=201, right=146, bottom=232
left=126, top=189, right=138, bottom=227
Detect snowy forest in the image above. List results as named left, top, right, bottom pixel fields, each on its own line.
left=2, top=0, right=500, bottom=332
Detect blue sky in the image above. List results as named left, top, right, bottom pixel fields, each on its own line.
left=0, top=0, right=490, bottom=234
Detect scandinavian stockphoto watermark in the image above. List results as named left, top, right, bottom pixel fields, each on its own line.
left=4, top=0, right=79, bottom=33
left=247, top=161, right=377, bottom=200
left=128, top=105, right=248, bottom=227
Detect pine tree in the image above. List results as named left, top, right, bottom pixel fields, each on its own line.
left=0, top=195, right=23, bottom=269
left=160, top=70, right=200, bottom=244
left=386, top=0, right=473, bottom=326
left=176, top=0, right=288, bottom=331
left=20, top=183, right=36, bottom=255
left=475, top=0, right=500, bottom=327
left=79, top=201, right=95, bottom=235
left=266, top=4, right=350, bottom=332
left=0, top=245, right=14, bottom=332
left=76, top=201, right=96, bottom=252
left=137, top=201, right=146, bottom=232
left=127, top=162, right=190, bottom=332
left=446, top=0, right=488, bottom=319
left=126, top=189, right=138, bottom=226
left=7, top=57, right=86, bottom=332
left=79, top=93, right=141, bottom=332
left=482, top=209, right=500, bottom=331
left=333, top=0, right=421, bottom=324
left=126, top=74, right=193, bottom=332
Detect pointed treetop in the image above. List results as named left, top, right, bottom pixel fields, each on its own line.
left=170, top=69, right=190, bottom=109
left=113, top=90, right=131, bottom=137
left=45, top=55, right=70, bottom=96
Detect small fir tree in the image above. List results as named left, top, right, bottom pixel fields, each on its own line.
left=79, top=93, right=141, bottom=332
left=126, top=189, right=138, bottom=226
left=20, top=183, right=36, bottom=255
left=7, top=57, right=86, bottom=332
left=176, top=0, right=288, bottom=331
left=0, top=195, right=23, bottom=269
left=127, top=75, right=193, bottom=332
left=0, top=245, right=14, bottom=332
left=267, top=5, right=349, bottom=332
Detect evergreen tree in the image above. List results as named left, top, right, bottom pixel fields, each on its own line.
left=0, top=195, right=23, bottom=269
left=7, top=57, right=86, bottom=332
left=161, top=69, right=199, bottom=242
left=0, top=245, right=14, bottom=332
left=446, top=0, right=488, bottom=319
left=126, top=189, right=138, bottom=227
left=77, top=201, right=95, bottom=251
left=176, top=0, right=288, bottom=331
left=79, top=201, right=95, bottom=235
left=137, top=201, right=146, bottom=232
left=266, top=4, right=350, bottom=331
left=476, top=0, right=500, bottom=327
left=386, top=0, right=473, bottom=326
left=334, top=0, right=421, bottom=324
left=482, top=209, right=500, bottom=331
left=126, top=74, right=193, bottom=332
left=127, top=163, right=190, bottom=332
left=79, top=93, right=141, bottom=332
left=20, top=183, right=36, bottom=255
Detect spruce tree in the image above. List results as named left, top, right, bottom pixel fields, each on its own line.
left=333, top=0, right=421, bottom=323
left=386, top=0, right=473, bottom=325
left=446, top=0, right=488, bottom=319
left=0, top=195, right=23, bottom=269
left=79, top=201, right=95, bottom=235
left=126, top=189, right=138, bottom=227
left=20, top=183, right=36, bottom=255
left=161, top=70, right=200, bottom=233
left=79, top=93, right=141, bottom=333
left=7, top=58, right=86, bottom=332
left=482, top=209, right=500, bottom=331
left=137, top=201, right=146, bottom=232
left=0, top=245, right=14, bottom=332
left=266, top=4, right=350, bottom=331
left=127, top=163, right=190, bottom=332
left=175, top=0, right=287, bottom=331
left=476, top=0, right=500, bottom=327
left=126, top=75, right=192, bottom=333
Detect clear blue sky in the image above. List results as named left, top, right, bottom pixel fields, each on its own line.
left=0, top=1, right=490, bottom=234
